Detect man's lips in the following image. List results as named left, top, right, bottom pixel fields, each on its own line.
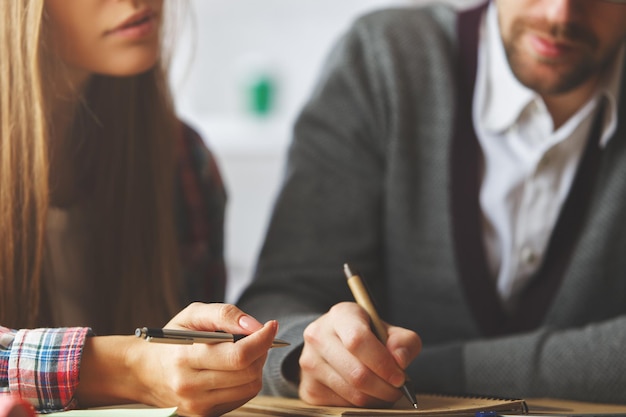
left=528, top=33, right=575, bottom=59
left=519, top=19, right=597, bottom=62
left=527, top=32, right=592, bottom=60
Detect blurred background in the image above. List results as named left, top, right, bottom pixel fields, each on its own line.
left=169, top=0, right=484, bottom=303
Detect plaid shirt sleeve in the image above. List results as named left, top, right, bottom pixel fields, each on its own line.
left=176, top=123, right=227, bottom=303
left=0, top=326, right=91, bottom=413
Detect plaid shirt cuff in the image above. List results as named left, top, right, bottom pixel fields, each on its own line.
left=8, top=327, right=91, bottom=413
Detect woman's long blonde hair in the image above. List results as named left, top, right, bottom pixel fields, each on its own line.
left=0, top=0, right=183, bottom=333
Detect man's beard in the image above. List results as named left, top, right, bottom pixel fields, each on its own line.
left=502, top=18, right=614, bottom=96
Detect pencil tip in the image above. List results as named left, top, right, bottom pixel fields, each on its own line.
left=413, top=403, right=418, bottom=409
left=343, top=263, right=354, bottom=279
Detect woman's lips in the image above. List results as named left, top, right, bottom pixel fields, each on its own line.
left=106, top=9, right=157, bottom=39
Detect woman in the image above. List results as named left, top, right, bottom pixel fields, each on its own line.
left=0, top=1, right=278, bottom=415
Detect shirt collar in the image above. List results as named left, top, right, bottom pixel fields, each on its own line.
left=598, top=44, right=624, bottom=147
left=479, top=2, right=625, bottom=146
left=480, top=3, right=534, bottom=133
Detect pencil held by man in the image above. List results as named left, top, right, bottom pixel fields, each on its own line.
left=344, top=263, right=418, bottom=409
left=296, top=269, right=422, bottom=409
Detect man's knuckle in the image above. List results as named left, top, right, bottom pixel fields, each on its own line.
left=348, top=391, right=371, bottom=408
left=347, top=364, right=370, bottom=388
left=342, top=328, right=365, bottom=352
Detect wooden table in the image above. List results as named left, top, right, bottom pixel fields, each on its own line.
left=526, top=398, right=626, bottom=414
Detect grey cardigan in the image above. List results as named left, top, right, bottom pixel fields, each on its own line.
left=238, top=4, right=626, bottom=403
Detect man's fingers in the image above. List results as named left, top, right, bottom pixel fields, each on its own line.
left=299, top=349, right=385, bottom=408
left=386, top=326, right=422, bottom=369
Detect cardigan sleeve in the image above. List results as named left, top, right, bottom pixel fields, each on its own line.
left=237, top=6, right=393, bottom=397
left=1, top=326, right=91, bottom=413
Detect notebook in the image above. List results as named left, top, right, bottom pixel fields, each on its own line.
left=241, top=394, right=528, bottom=417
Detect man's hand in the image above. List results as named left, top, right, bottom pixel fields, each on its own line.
left=298, top=302, right=421, bottom=408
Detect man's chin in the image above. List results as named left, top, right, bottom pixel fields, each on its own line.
left=509, top=58, right=593, bottom=96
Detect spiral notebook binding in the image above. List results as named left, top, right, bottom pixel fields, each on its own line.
left=420, top=392, right=529, bottom=414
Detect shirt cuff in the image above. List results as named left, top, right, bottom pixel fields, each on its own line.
left=8, top=327, right=91, bottom=413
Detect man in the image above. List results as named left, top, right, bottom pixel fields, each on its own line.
left=238, top=0, right=626, bottom=407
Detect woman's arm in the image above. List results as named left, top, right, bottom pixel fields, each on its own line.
left=75, top=303, right=278, bottom=417
left=1, top=326, right=90, bottom=412
left=3, top=303, right=278, bottom=416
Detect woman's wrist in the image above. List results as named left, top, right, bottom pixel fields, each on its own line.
left=75, top=335, right=145, bottom=408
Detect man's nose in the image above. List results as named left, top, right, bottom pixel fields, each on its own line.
left=542, top=0, right=585, bottom=25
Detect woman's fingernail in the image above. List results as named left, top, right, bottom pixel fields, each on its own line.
left=239, top=315, right=262, bottom=331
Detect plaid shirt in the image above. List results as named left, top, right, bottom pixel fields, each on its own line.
left=0, top=124, right=227, bottom=412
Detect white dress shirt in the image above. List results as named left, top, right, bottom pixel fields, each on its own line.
left=473, top=4, right=624, bottom=307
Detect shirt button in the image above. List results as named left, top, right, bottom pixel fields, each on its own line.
left=521, top=246, right=538, bottom=265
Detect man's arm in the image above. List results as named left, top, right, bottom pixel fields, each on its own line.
left=409, top=315, right=626, bottom=404
left=238, top=6, right=457, bottom=401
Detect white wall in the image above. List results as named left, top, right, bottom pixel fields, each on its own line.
left=170, top=0, right=484, bottom=303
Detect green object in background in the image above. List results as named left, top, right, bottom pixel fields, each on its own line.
left=248, top=73, right=276, bottom=117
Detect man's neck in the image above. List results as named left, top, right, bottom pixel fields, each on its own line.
left=542, top=76, right=600, bottom=131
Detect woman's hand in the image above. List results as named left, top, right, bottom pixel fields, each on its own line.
left=77, top=303, right=278, bottom=417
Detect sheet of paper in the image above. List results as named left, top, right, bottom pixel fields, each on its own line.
left=56, top=405, right=177, bottom=417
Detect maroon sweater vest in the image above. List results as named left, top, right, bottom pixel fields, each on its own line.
left=450, top=3, right=606, bottom=337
